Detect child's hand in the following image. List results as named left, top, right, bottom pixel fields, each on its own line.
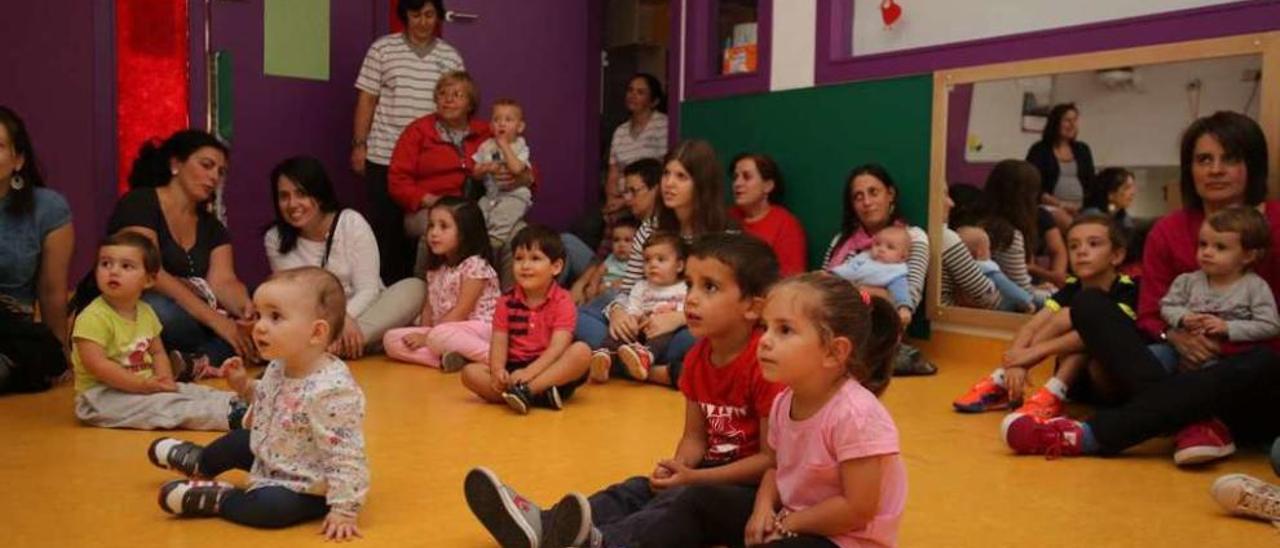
left=143, top=377, right=177, bottom=393
left=1004, top=367, right=1029, bottom=404
left=650, top=462, right=673, bottom=481
left=1201, top=316, right=1229, bottom=337
left=897, top=307, right=912, bottom=326
left=744, top=509, right=776, bottom=546
left=508, top=367, right=535, bottom=386
left=224, top=357, right=249, bottom=396
left=649, top=459, right=697, bottom=490
left=402, top=332, right=430, bottom=351
left=1002, top=347, right=1039, bottom=370
left=320, top=511, right=362, bottom=542
left=489, top=368, right=510, bottom=392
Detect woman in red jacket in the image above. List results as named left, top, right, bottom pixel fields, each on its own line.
left=387, top=71, right=532, bottom=239
left=728, top=153, right=807, bottom=276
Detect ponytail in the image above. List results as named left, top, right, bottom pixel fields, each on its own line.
left=128, top=130, right=229, bottom=189
left=860, top=295, right=900, bottom=396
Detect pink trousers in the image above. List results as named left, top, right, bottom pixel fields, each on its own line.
left=383, top=321, right=492, bottom=368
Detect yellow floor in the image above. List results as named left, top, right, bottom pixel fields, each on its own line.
left=1, top=332, right=1276, bottom=547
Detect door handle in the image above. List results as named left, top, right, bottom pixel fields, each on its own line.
left=445, top=11, right=479, bottom=23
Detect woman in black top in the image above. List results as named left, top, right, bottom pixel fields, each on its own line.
left=1026, top=103, right=1095, bottom=233
left=105, top=130, right=255, bottom=364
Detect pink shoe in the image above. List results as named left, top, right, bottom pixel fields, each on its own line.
left=1174, top=418, right=1236, bottom=466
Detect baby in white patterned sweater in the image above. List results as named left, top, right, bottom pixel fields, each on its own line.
left=146, top=267, right=368, bottom=540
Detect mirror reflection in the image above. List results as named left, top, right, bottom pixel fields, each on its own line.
left=942, top=54, right=1263, bottom=314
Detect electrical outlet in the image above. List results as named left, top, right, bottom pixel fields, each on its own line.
left=1242, top=68, right=1262, bottom=82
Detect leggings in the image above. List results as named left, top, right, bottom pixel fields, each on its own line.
left=383, top=320, right=492, bottom=367
left=636, top=484, right=836, bottom=548
left=199, top=429, right=329, bottom=528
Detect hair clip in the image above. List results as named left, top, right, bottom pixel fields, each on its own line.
left=858, top=289, right=871, bottom=305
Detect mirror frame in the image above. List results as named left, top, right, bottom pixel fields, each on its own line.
left=927, top=31, right=1280, bottom=333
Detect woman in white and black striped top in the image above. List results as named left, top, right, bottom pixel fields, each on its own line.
left=575, top=140, right=733, bottom=387
left=965, top=160, right=1043, bottom=300
left=822, top=165, right=930, bottom=324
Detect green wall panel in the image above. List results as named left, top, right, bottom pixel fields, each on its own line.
left=679, top=75, right=933, bottom=271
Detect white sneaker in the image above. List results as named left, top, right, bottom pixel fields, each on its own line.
left=1211, top=473, right=1280, bottom=522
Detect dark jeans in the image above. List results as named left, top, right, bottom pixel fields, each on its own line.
left=636, top=484, right=835, bottom=548
left=199, top=429, right=329, bottom=528
left=572, top=476, right=688, bottom=548
left=142, top=292, right=234, bottom=365
left=0, top=307, right=67, bottom=394
left=365, top=161, right=414, bottom=284
left=1071, top=289, right=1280, bottom=453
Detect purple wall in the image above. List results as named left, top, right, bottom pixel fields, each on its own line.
left=4, top=0, right=117, bottom=277
left=946, top=84, right=997, bottom=188
left=188, top=0, right=600, bottom=284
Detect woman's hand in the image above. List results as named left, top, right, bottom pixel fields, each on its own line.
left=897, top=307, right=912, bottom=326
left=744, top=509, right=776, bottom=547
left=419, top=193, right=441, bottom=209
left=608, top=309, right=640, bottom=343
left=320, top=511, right=362, bottom=542
left=330, top=316, right=365, bottom=359
left=644, top=312, right=684, bottom=339
left=1166, top=328, right=1221, bottom=367
left=213, top=315, right=256, bottom=359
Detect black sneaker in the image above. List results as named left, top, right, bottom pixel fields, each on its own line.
left=158, top=479, right=234, bottom=516
left=502, top=382, right=534, bottom=415
left=541, top=492, right=591, bottom=548
left=148, top=438, right=205, bottom=477
left=226, top=400, right=249, bottom=430
left=892, top=345, right=937, bottom=376
left=534, top=385, right=564, bottom=411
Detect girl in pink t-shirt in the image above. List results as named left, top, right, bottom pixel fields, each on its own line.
left=383, top=198, right=500, bottom=370
left=639, top=273, right=907, bottom=547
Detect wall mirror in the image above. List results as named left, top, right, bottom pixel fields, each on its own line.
left=927, top=32, right=1280, bottom=333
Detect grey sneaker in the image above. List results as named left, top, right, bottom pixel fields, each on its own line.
left=1212, top=473, right=1280, bottom=522
left=441, top=352, right=469, bottom=373
left=464, top=467, right=543, bottom=548
left=892, top=345, right=937, bottom=376
left=541, top=492, right=591, bottom=548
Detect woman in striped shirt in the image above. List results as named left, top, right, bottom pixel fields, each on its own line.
left=959, top=160, right=1044, bottom=309
left=821, top=164, right=937, bottom=375
left=576, top=140, right=733, bottom=387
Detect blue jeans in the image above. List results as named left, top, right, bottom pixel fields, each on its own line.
left=987, top=271, right=1034, bottom=312
left=560, top=233, right=596, bottom=286
left=142, top=291, right=235, bottom=364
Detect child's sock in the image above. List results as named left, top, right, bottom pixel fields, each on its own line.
left=990, top=368, right=1007, bottom=388
left=1045, top=377, right=1068, bottom=400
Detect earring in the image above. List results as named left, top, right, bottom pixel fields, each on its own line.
left=10, top=173, right=24, bottom=191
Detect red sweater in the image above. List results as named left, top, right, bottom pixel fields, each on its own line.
left=387, top=114, right=491, bottom=212
left=730, top=205, right=808, bottom=276
left=1139, top=200, right=1280, bottom=353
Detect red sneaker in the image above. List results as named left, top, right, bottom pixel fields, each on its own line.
left=1173, top=418, right=1236, bottom=466
left=952, top=377, right=1009, bottom=413
left=588, top=350, right=611, bottom=384
left=1014, top=387, right=1064, bottom=420
left=1002, top=413, right=1086, bottom=458
left=617, top=344, right=652, bottom=381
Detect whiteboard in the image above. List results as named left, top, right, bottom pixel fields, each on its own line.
left=853, top=0, right=1243, bottom=57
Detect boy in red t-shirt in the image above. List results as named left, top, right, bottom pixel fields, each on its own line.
left=459, top=225, right=591, bottom=414
left=463, top=233, right=784, bottom=548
